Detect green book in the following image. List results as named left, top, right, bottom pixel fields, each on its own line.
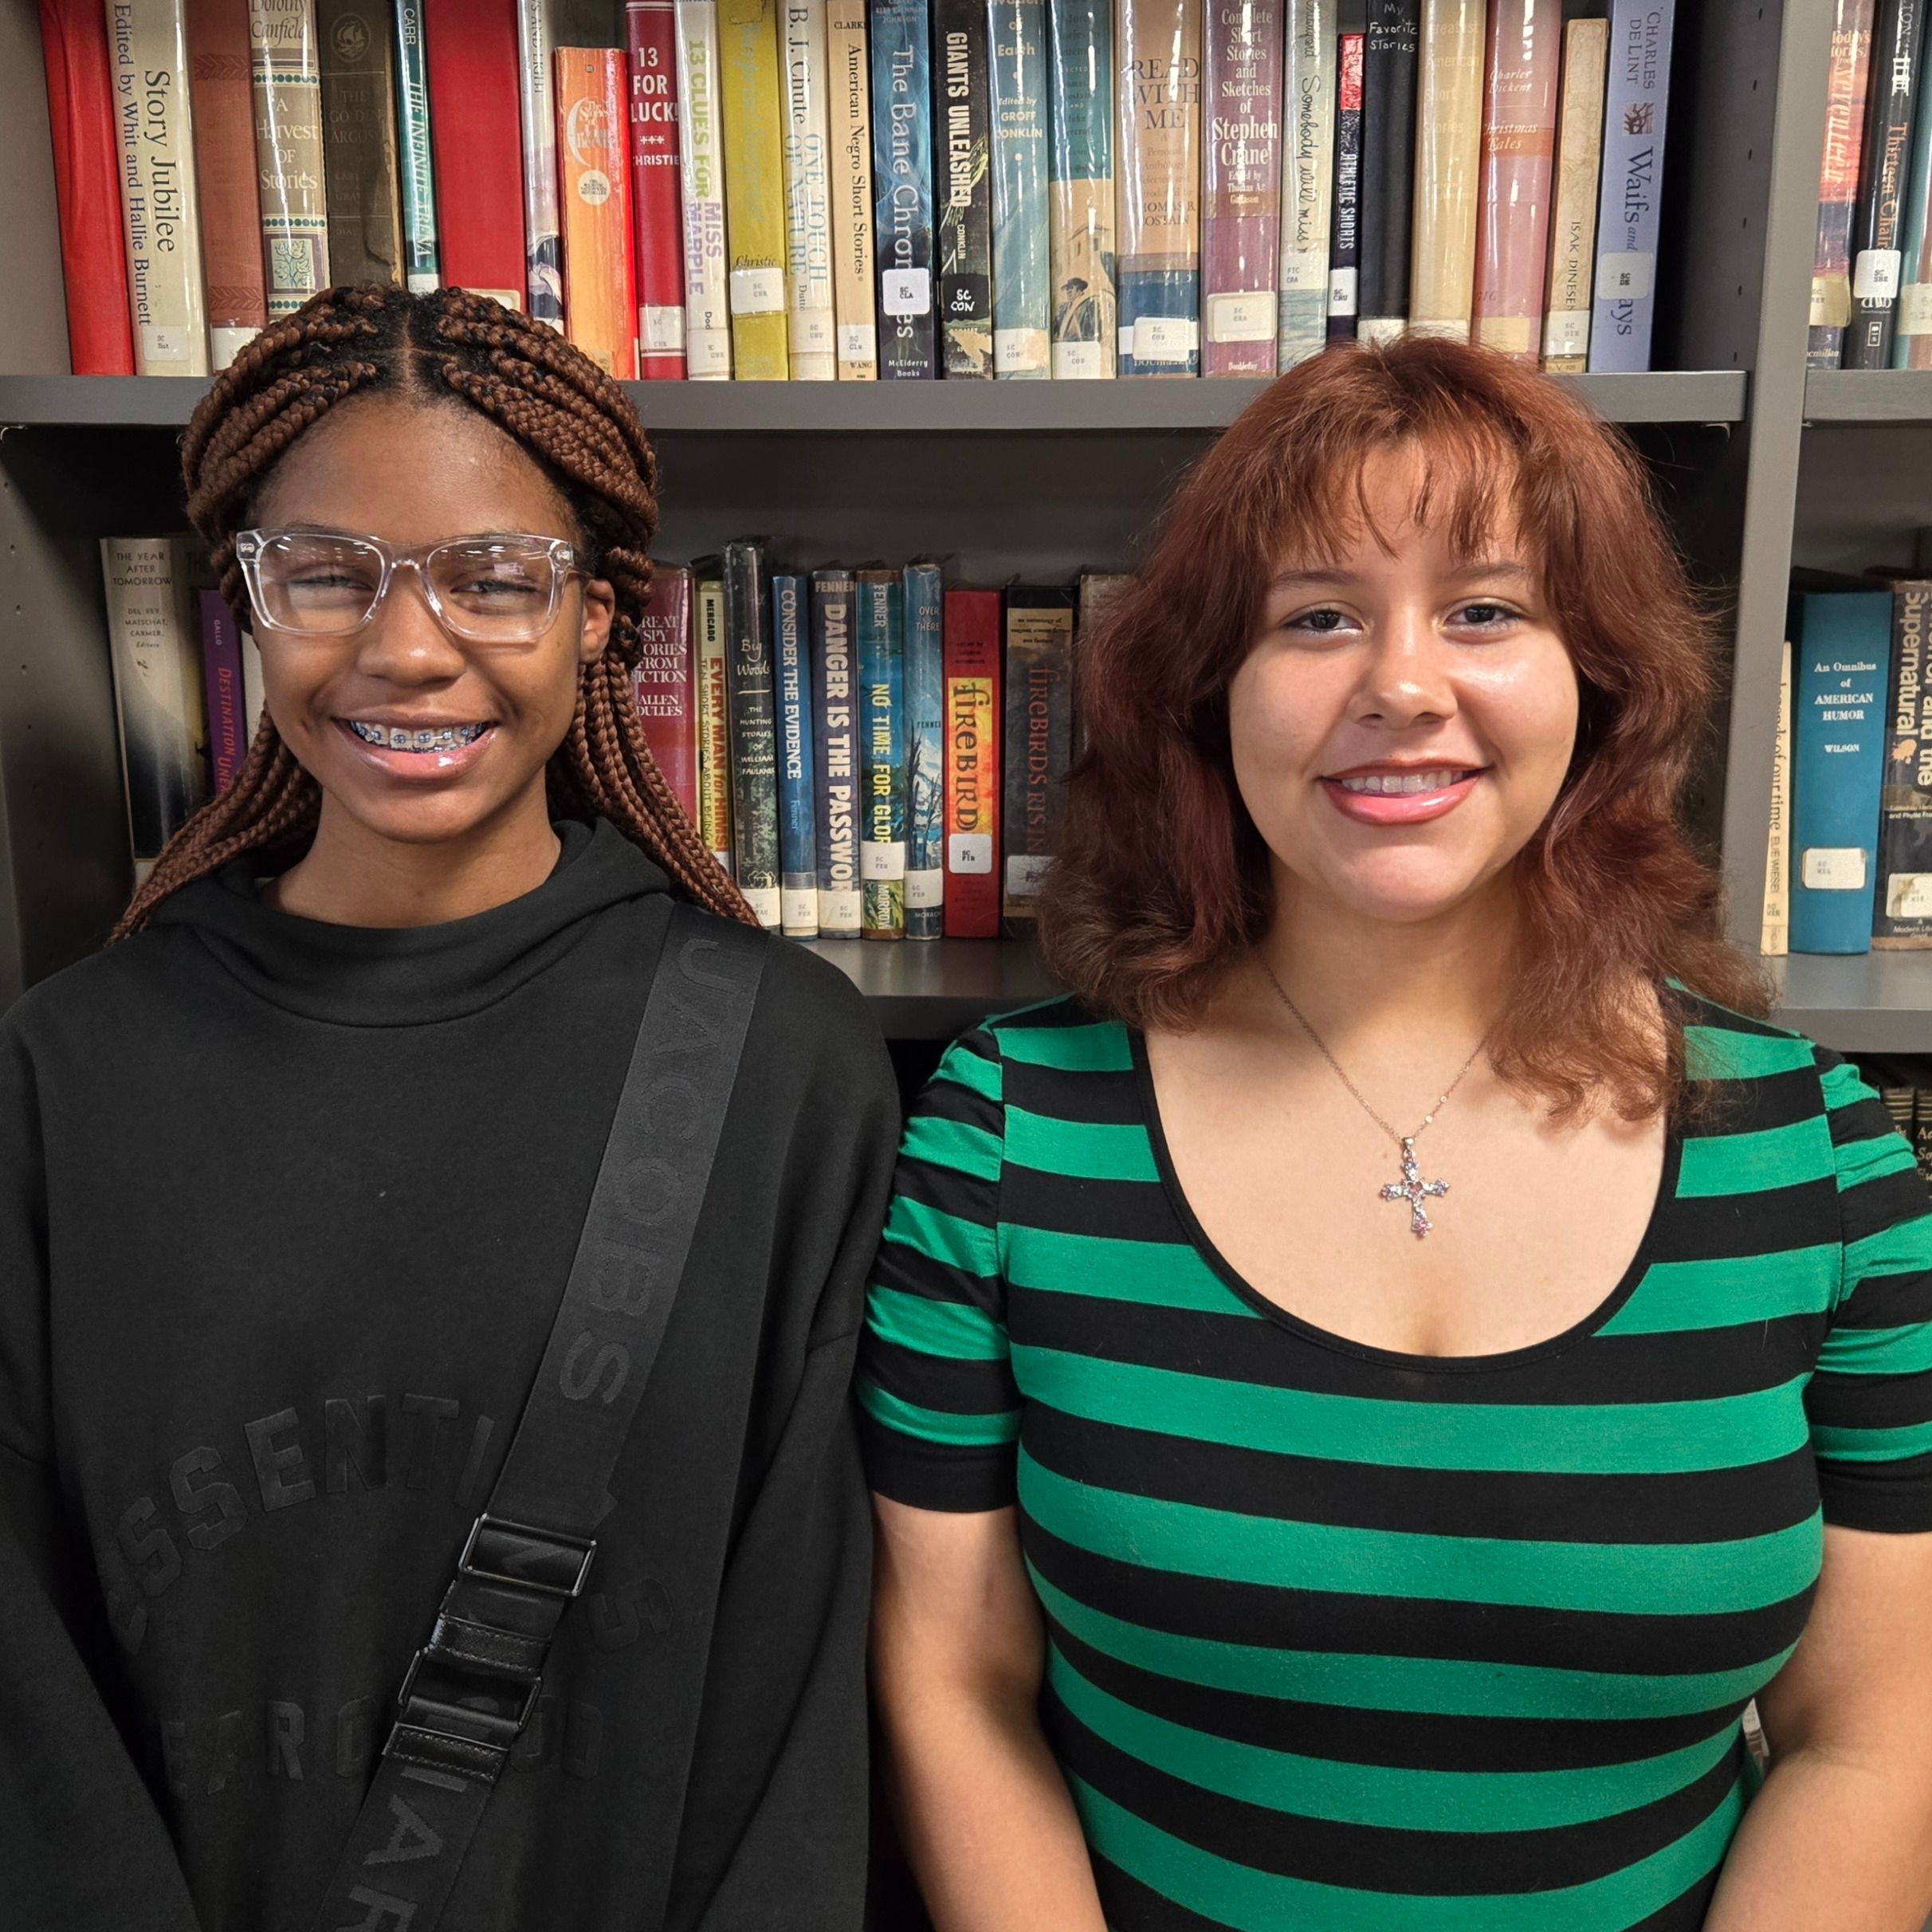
left=857, top=566, right=905, bottom=937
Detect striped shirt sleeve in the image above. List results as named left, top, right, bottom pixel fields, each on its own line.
left=1806, top=1050, right=1932, bottom=1532
left=856, top=1026, right=1021, bottom=1511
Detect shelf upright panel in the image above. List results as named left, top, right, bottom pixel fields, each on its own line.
left=0, top=2, right=68, bottom=375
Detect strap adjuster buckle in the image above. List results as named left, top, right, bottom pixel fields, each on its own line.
left=457, top=1512, right=598, bottom=1600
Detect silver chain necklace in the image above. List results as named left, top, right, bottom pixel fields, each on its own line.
left=1257, top=956, right=1490, bottom=1239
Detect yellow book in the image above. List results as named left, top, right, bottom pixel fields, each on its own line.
left=1541, top=18, right=1608, bottom=371
left=1762, top=638, right=1792, bottom=957
left=718, top=0, right=791, bottom=377
left=697, top=576, right=735, bottom=875
left=1408, top=0, right=1483, bottom=340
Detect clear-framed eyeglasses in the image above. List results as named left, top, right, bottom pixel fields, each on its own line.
left=233, top=527, right=589, bottom=647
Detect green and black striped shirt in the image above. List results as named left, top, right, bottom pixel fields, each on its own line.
left=857, top=995, right=1932, bottom=1931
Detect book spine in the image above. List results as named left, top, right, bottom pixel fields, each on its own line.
left=770, top=573, right=820, bottom=933
left=1914, top=1094, right=1932, bottom=1184
left=392, top=0, right=440, bottom=287
left=1893, top=22, right=1932, bottom=363
left=557, top=46, right=641, bottom=377
left=241, top=630, right=265, bottom=736
left=1276, top=0, right=1333, bottom=371
left=870, top=0, right=937, bottom=376
left=198, top=587, right=249, bottom=794
left=780, top=0, right=838, bottom=376
left=721, top=0, right=791, bottom=377
left=1875, top=582, right=1932, bottom=943
left=1761, top=635, right=1791, bottom=956
left=1588, top=0, right=1676, bottom=371
left=1046, top=0, right=1113, bottom=376
left=1407, top=0, right=1482, bottom=341
left=634, top=564, right=700, bottom=823
left=1357, top=0, right=1418, bottom=341
left=825, top=0, right=879, bottom=375
left=1325, top=27, right=1361, bottom=337
left=942, top=588, right=1002, bottom=936
left=723, top=542, right=781, bottom=925
left=100, top=536, right=205, bottom=878
left=516, top=0, right=564, bottom=325
left=933, top=0, right=993, bottom=376
left=627, top=0, right=689, bottom=373
left=1001, top=587, right=1074, bottom=934
left=1114, top=0, right=1202, bottom=375
left=811, top=570, right=863, bottom=933
left=1789, top=589, right=1892, bottom=955
left=989, top=0, right=1051, bottom=376
left=1202, top=0, right=1282, bottom=374
left=316, top=0, right=405, bottom=288
left=903, top=562, right=945, bottom=936
left=676, top=0, right=733, bottom=374
left=110, top=0, right=211, bottom=374
left=1846, top=0, right=1921, bottom=367
left=1469, top=0, right=1560, bottom=360
left=858, top=569, right=905, bottom=935
left=695, top=575, right=735, bottom=871
left=1074, top=567, right=1127, bottom=752
left=44, top=0, right=137, bottom=374
left=424, top=0, right=527, bottom=309
left=249, top=0, right=332, bottom=320
left=183, top=0, right=267, bottom=366
left=1812, top=0, right=1876, bottom=367
left=1539, top=16, right=1605, bottom=369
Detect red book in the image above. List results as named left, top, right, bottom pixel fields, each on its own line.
left=424, top=0, right=528, bottom=308
left=943, top=590, right=1002, bottom=938
left=37, top=0, right=135, bottom=375
left=185, top=0, right=269, bottom=368
left=626, top=0, right=686, bottom=378
left=1470, top=0, right=1562, bottom=362
left=634, top=566, right=699, bottom=822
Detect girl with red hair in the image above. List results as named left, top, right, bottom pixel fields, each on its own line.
left=859, top=339, right=1932, bottom=1931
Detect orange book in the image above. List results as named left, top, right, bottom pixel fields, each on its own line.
left=554, top=47, right=639, bottom=378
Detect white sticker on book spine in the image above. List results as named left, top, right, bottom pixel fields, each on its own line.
left=1326, top=266, right=1357, bottom=316
left=1811, top=274, right=1852, bottom=329
left=1117, top=323, right=1137, bottom=355
left=1133, top=316, right=1196, bottom=363
left=781, top=887, right=819, bottom=931
left=881, top=268, right=931, bottom=317
left=1208, top=293, right=1277, bottom=344
left=905, top=868, right=944, bottom=909
left=1887, top=873, right=1932, bottom=919
left=791, top=308, right=836, bottom=354
left=948, top=831, right=993, bottom=874
left=406, top=272, right=440, bottom=294
left=687, top=327, right=732, bottom=377
left=141, top=324, right=197, bottom=369
left=1542, top=309, right=1590, bottom=357
left=1279, top=251, right=1325, bottom=293
left=1596, top=251, right=1655, bottom=301
left=1801, top=846, right=1869, bottom=891
left=210, top=326, right=260, bottom=371
left=839, top=323, right=878, bottom=362
left=1357, top=316, right=1405, bottom=345
left=995, top=327, right=1050, bottom=372
left=642, top=304, right=686, bottom=351
left=740, top=884, right=782, bottom=927
left=1005, top=854, right=1054, bottom=895
left=819, top=886, right=862, bottom=933
left=728, top=266, right=786, bottom=316
left=1898, top=283, right=1932, bottom=336
left=1053, top=340, right=1105, bottom=379
left=1854, top=249, right=1903, bottom=300
left=861, top=839, right=906, bottom=880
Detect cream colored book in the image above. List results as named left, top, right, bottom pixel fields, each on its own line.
left=1541, top=17, right=1607, bottom=371
left=676, top=0, right=733, bottom=378
left=249, top=0, right=332, bottom=317
left=1277, top=0, right=1334, bottom=370
left=106, top=0, right=210, bottom=375
left=824, top=0, right=878, bottom=377
left=1408, top=0, right=1482, bottom=340
left=782, top=0, right=838, bottom=376
left=1761, top=637, right=1793, bottom=956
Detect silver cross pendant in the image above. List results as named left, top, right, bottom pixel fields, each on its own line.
left=1380, top=1137, right=1449, bottom=1238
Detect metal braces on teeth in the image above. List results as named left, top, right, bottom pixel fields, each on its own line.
left=349, top=722, right=487, bottom=752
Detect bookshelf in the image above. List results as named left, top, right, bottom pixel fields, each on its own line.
left=0, top=0, right=1914, bottom=1050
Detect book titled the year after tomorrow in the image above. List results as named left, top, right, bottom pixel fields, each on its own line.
left=870, top=0, right=937, bottom=375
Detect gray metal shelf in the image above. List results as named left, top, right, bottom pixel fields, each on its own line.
left=800, top=937, right=1058, bottom=1038
left=1769, top=953, right=1932, bottom=1054
left=0, top=368, right=1749, bottom=433
left=1803, top=369, right=1932, bottom=422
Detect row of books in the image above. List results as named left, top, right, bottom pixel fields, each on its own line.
left=1762, top=569, right=1932, bottom=957
left=42, top=0, right=1678, bottom=386
left=1809, top=0, right=1932, bottom=370
left=1871, top=1078, right=1932, bottom=1184
left=98, top=532, right=1122, bottom=937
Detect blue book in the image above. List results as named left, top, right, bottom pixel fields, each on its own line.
left=1790, top=586, right=1893, bottom=955
left=772, top=572, right=819, bottom=937
left=858, top=567, right=906, bottom=937
left=903, top=562, right=946, bottom=938
left=1046, top=0, right=1114, bottom=376
left=988, top=0, right=1051, bottom=376
left=870, top=0, right=939, bottom=377
left=1588, top=0, right=1677, bottom=372
left=810, top=570, right=862, bottom=937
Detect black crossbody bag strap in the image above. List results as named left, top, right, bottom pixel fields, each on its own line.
left=308, top=908, right=766, bottom=1932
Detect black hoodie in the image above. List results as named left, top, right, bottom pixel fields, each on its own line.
left=0, top=820, right=899, bottom=1931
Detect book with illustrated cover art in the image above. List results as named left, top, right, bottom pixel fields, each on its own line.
left=185, top=0, right=268, bottom=365
left=811, top=568, right=863, bottom=934
left=858, top=567, right=906, bottom=935
left=781, top=0, right=838, bottom=378
left=1276, top=0, right=1333, bottom=370
left=772, top=571, right=821, bottom=934
left=634, top=565, right=699, bottom=824
left=627, top=0, right=688, bottom=375
left=720, top=0, right=792, bottom=377
left=1470, top=0, right=1561, bottom=361
left=903, top=562, right=945, bottom=936
left=1114, top=0, right=1202, bottom=375
left=1407, top=0, right=1482, bottom=341
left=989, top=0, right=1051, bottom=376
left=1539, top=14, right=1605, bottom=371
left=1871, top=577, right=1932, bottom=944
left=723, top=540, right=782, bottom=927
left=1046, top=0, right=1114, bottom=375
left=1201, top=0, right=1282, bottom=374
left=943, top=588, right=1001, bottom=936
left=933, top=0, right=993, bottom=376
left=316, top=0, right=405, bottom=288
left=1002, top=585, right=1074, bottom=934
left=556, top=47, right=640, bottom=377
left=870, top=0, right=937, bottom=376
left=676, top=0, right=733, bottom=375
left=425, top=0, right=528, bottom=309
left=251, top=0, right=333, bottom=321
left=826, top=0, right=879, bottom=376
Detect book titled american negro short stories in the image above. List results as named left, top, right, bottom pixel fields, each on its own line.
left=826, top=0, right=879, bottom=377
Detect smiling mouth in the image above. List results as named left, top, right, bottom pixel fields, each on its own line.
left=346, top=721, right=491, bottom=752
left=1331, top=768, right=1482, bottom=795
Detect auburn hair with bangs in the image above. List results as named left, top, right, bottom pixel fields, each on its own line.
left=1039, top=336, right=1768, bottom=1121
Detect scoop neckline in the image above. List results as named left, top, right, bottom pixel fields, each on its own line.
left=1127, top=1025, right=1680, bottom=1376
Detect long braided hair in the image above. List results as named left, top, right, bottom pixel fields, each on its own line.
left=113, top=284, right=752, bottom=938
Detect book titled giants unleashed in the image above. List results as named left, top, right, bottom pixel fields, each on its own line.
left=1002, top=586, right=1074, bottom=935
left=934, top=0, right=993, bottom=375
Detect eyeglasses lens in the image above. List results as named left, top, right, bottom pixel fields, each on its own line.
left=259, top=533, right=386, bottom=634
left=428, top=540, right=560, bottom=641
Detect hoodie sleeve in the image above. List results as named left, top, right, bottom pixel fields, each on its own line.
left=0, top=1018, right=201, bottom=1930
left=662, top=956, right=901, bottom=1932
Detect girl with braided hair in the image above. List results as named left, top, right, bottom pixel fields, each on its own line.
left=0, top=286, right=897, bottom=1930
